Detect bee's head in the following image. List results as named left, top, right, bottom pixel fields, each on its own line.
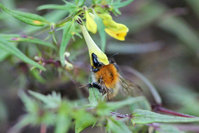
left=92, top=53, right=103, bottom=68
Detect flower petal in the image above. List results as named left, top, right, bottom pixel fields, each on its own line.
left=105, top=28, right=127, bottom=41
left=86, top=11, right=97, bottom=34
left=80, top=25, right=109, bottom=66
left=98, top=13, right=129, bottom=41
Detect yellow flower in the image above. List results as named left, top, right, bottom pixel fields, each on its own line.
left=105, top=25, right=128, bottom=41
left=98, top=13, right=129, bottom=41
left=85, top=11, right=97, bottom=34
left=80, top=25, right=109, bottom=66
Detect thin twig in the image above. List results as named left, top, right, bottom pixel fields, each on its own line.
left=40, top=124, right=47, bottom=133
left=34, top=57, right=61, bottom=67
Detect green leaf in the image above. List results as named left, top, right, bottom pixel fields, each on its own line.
left=76, top=0, right=85, bottom=6
left=94, top=15, right=106, bottom=51
left=55, top=101, right=71, bottom=133
left=37, top=3, right=76, bottom=11
left=23, top=10, right=69, bottom=33
left=19, top=91, right=38, bottom=114
left=106, top=118, right=131, bottom=133
left=132, top=109, right=199, bottom=124
left=88, top=87, right=103, bottom=106
left=10, top=36, right=56, bottom=49
left=113, top=0, right=134, bottom=9
left=59, top=22, right=73, bottom=66
left=96, top=97, right=145, bottom=116
left=0, top=3, right=49, bottom=26
left=44, top=10, right=69, bottom=22
left=29, top=91, right=62, bottom=109
left=108, top=97, right=149, bottom=110
left=0, top=37, right=45, bottom=70
left=0, top=34, right=55, bottom=48
left=0, top=33, right=20, bottom=39
left=40, top=111, right=57, bottom=125
left=75, top=110, right=96, bottom=133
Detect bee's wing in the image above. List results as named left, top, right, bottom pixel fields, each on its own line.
left=119, top=75, right=143, bottom=97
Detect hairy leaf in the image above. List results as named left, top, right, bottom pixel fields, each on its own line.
left=75, top=110, right=96, bottom=133
left=29, top=91, right=61, bottom=109
left=132, top=109, right=199, bottom=124
left=97, top=97, right=145, bottom=116
left=88, top=87, right=102, bottom=106
left=55, top=102, right=71, bottom=133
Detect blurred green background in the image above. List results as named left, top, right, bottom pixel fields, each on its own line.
left=0, top=0, right=199, bottom=132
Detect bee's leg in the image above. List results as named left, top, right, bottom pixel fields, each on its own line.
left=91, top=66, right=99, bottom=73
left=88, top=82, right=103, bottom=93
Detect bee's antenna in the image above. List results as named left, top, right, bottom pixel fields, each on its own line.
left=109, top=53, right=119, bottom=59
left=109, top=53, right=119, bottom=64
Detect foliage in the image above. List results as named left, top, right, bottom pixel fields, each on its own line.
left=12, top=91, right=199, bottom=133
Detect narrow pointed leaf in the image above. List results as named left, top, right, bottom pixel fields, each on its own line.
left=10, top=36, right=56, bottom=49
left=0, top=37, right=45, bottom=70
left=132, top=109, right=199, bottom=124
left=37, top=3, right=76, bottom=11
left=0, top=3, right=49, bottom=26
left=59, top=22, right=72, bottom=66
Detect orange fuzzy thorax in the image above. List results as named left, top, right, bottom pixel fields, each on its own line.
left=95, top=64, right=119, bottom=89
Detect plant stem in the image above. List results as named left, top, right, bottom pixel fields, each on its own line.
left=35, top=57, right=61, bottom=67
left=40, top=124, right=47, bottom=133
left=152, top=104, right=194, bottom=118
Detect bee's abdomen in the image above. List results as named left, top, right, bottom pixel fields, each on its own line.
left=95, top=64, right=119, bottom=88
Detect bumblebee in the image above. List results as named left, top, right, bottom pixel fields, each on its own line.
left=88, top=53, right=140, bottom=100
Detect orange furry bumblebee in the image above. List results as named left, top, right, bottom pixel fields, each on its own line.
left=95, top=64, right=119, bottom=89
left=89, top=53, right=140, bottom=99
